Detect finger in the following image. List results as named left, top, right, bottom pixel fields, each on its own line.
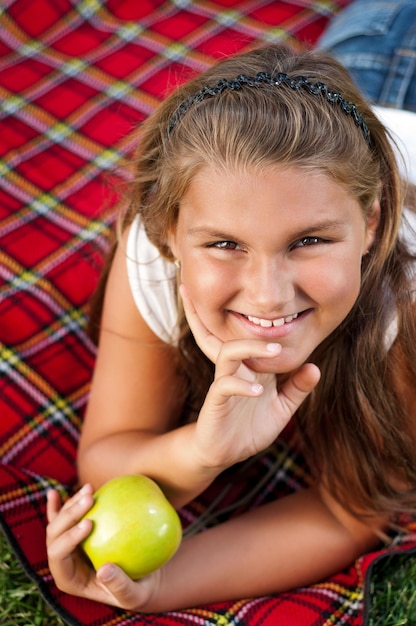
left=278, top=363, right=321, bottom=415
left=47, top=485, right=94, bottom=541
left=179, top=284, right=223, bottom=362
left=97, top=564, right=148, bottom=611
left=47, top=516, right=92, bottom=559
left=46, top=489, right=62, bottom=523
left=215, top=340, right=282, bottom=378
left=57, top=484, right=93, bottom=514
left=208, top=375, right=265, bottom=406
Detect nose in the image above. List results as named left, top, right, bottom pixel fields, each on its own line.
left=245, top=256, right=295, bottom=314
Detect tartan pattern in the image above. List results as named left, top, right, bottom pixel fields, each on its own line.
left=1, top=1, right=415, bottom=624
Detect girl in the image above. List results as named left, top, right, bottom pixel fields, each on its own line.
left=46, top=43, right=416, bottom=612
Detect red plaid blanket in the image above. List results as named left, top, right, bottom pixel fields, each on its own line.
left=1, top=1, right=415, bottom=624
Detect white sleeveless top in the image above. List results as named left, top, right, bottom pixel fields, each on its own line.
left=126, top=106, right=416, bottom=345
left=126, top=216, right=179, bottom=344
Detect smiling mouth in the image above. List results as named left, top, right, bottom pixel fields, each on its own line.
left=245, top=312, right=300, bottom=328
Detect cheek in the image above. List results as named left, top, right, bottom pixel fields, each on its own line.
left=182, top=263, right=214, bottom=291
left=180, top=258, right=240, bottom=338
left=314, top=258, right=362, bottom=313
left=181, top=260, right=229, bottom=306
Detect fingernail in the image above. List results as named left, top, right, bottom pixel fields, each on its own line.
left=99, top=564, right=116, bottom=582
left=78, top=496, right=89, bottom=508
left=266, top=343, right=281, bottom=353
left=77, top=519, right=89, bottom=531
left=251, top=383, right=263, bottom=394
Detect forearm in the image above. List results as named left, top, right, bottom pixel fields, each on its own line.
left=143, top=487, right=382, bottom=612
left=77, top=424, right=220, bottom=508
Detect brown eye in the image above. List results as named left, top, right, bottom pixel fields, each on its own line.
left=211, top=241, right=241, bottom=250
left=294, top=236, right=323, bottom=248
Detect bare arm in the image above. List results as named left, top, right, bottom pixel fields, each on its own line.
left=148, top=486, right=384, bottom=611
left=78, top=235, right=319, bottom=507
left=78, top=232, right=215, bottom=505
left=48, top=253, right=384, bottom=609
left=46, top=483, right=386, bottom=612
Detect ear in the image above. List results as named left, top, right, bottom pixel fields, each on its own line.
left=364, top=194, right=381, bottom=253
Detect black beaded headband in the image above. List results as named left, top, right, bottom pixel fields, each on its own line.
left=167, top=72, right=371, bottom=145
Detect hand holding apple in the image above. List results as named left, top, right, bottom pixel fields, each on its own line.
left=80, top=474, right=182, bottom=580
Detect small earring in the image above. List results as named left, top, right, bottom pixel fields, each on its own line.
left=174, top=259, right=181, bottom=269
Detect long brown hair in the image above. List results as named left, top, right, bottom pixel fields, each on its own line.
left=90, top=44, right=416, bottom=518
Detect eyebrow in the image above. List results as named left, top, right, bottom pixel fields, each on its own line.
left=289, top=219, right=348, bottom=239
left=187, top=219, right=348, bottom=240
left=188, top=227, right=240, bottom=239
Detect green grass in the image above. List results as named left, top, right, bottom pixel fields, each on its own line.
left=0, top=532, right=65, bottom=626
left=0, top=530, right=415, bottom=625
left=367, top=551, right=416, bottom=625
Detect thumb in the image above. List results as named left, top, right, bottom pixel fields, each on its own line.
left=279, top=363, right=320, bottom=414
left=97, top=564, right=145, bottom=610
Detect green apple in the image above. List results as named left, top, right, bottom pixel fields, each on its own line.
left=80, top=474, right=182, bottom=579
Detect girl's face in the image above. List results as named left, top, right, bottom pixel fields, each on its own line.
left=169, top=164, right=379, bottom=374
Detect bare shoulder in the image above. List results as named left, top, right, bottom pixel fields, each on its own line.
left=79, top=227, right=186, bottom=451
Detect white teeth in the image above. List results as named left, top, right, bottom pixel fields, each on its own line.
left=247, top=313, right=298, bottom=327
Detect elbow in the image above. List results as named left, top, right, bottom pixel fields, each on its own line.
left=76, top=447, right=93, bottom=487
left=318, top=485, right=389, bottom=556
left=76, top=442, right=107, bottom=489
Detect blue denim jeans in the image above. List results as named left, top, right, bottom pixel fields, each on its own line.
left=317, top=0, right=416, bottom=111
